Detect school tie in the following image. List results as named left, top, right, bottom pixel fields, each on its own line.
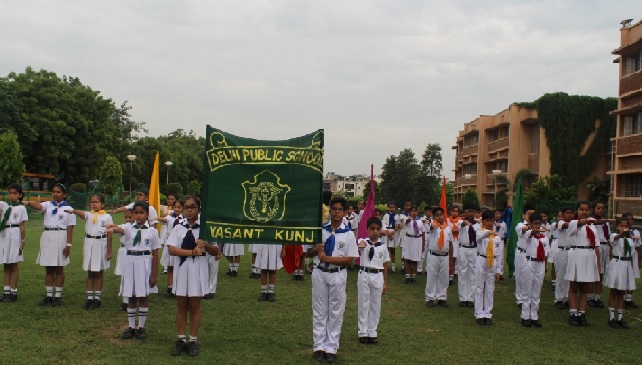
left=132, top=224, right=148, bottom=246
left=172, top=214, right=181, bottom=227
left=51, top=200, right=70, bottom=215
left=624, top=238, right=633, bottom=258
left=388, top=213, right=396, bottom=229
left=586, top=225, right=596, bottom=247
left=179, top=222, right=200, bottom=266
left=323, top=223, right=351, bottom=268
left=0, top=202, right=20, bottom=233
left=437, top=221, right=448, bottom=250
left=413, top=219, right=419, bottom=235
left=467, top=219, right=476, bottom=245
left=486, top=231, right=496, bottom=268
left=534, top=233, right=546, bottom=262
left=367, top=239, right=382, bottom=261
left=91, top=210, right=106, bottom=224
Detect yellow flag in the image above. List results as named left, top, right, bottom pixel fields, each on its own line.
left=149, top=151, right=161, bottom=231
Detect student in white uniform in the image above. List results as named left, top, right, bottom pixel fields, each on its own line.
left=588, top=201, right=612, bottom=309
left=514, top=205, right=536, bottom=308
left=565, top=201, right=600, bottom=327
left=402, top=206, right=425, bottom=284
left=357, top=216, right=389, bottom=345
left=474, top=210, right=503, bottom=325
left=493, top=209, right=507, bottom=242
left=548, top=210, right=562, bottom=292
left=222, top=241, right=244, bottom=277
left=24, top=183, right=76, bottom=306
left=256, top=243, right=285, bottom=302
left=109, top=184, right=159, bottom=225
left=520, top=212, right=548, bottom=328
left=448, top=206, right=461, bottom=286
left=418, top=206, right=433, bottom=274
left=381, top=202, right=401, bottom=273
left=554, top=207, right=574, bottom=309
left=67, top=194, right=113, bottom=310
left=159, top=193, right=178, bottom=274
left=159, top=200, right=184, bottom=298
left=605, top=217, right=636, bottom=329
left=106, top=202, right=160, bottom=340
left=114, top=209, right=135, bottom=311
left=623, top=212, right=640, bottom=308
left=457, top=202, right=480, bottom=307
left=167, top=197, right=219, bottom=356
left=307, top=196, right=359, bottom=363
left=0, top=184, right=28, bottom=302
left=343, top=204, right=358, bottom=235
left=424, top=207, right=453, bottom=307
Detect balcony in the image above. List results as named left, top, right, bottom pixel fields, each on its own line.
left=456, top=174, right=477, bottom=186
left=488, top=137, right=509, bottom=152
left=617, top=135, right=642, bottom=156
left=462, top=144, right=478, bottom=156
left=620, top=70, right=642, bottom=96
left=486, top=173, right=507, bottom=186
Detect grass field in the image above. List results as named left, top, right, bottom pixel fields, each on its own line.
left=0, top=214, right=640, bottom=365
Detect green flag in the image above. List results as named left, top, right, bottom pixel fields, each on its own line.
left=200, top=127, right=324, bottom=244
left=507, top=173, right=523, bottom=277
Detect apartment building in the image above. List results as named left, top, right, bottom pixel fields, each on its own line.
left=323, top=172, right=373, bottom=198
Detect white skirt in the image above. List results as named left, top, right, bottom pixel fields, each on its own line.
left=402, top=236, right=423, bottom=262
left=83, top=237, right=110, bottom=271
left=564, top=248, right=599, bottom=283
left=0, top=227, right=23, bottom=264
left=547, top=239, right=558, bottom=263
left=36, top=230, right=70, bottom=267
left=160, top=244, right=174, bottom=267
left=247, top=244, right=258, bottom=253
left=173, top=255, right=210, bottom=297
left=114, top=246, right=126, bottom=275
left=603, top=258, right=636, bottom=291
left=222, top=243, right=244, bottom=257
left=255, top=244, right=283, bottom=270
left=119, top=254, right=153, bottom=297
left=598, top=244, right=610, bottom=273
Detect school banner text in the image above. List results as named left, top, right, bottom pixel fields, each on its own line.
left=200, top=127, right=324, bottom=244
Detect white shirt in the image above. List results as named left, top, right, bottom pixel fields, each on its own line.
left=41, top=201, right=76, bottom=229
left=523, top=230, right=550, bottom=259
left=315, top=222, right=359, bottom=268
left=458, top=219, right=481, bottom=246
left=609, top=233, right=635, bottom=258
left=567, top=220, right=598, bottom=248
left=475, top=230, right=504, bottom=273
left=119, top=222, right=160, bottom=252
left=358, top=239, right=390, bottom=269
left=588, top=217, right=610, bottom=243
left=403, top=217, right=426, bottom=237
left=83, top=211, right=113, bottom=236
left=0, top=202, right=28, bottom=226
left=426, top=223, right=453, bottom=253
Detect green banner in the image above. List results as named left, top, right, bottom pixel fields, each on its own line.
left=200, top=127, right=324, bottom=244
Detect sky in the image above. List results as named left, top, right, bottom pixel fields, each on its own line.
left=1, top=1, right=636, bottom=179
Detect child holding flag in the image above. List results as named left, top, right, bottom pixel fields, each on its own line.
left=520, top=212, right=548, bottom=328
left=474, top=210, right=503, bottom=325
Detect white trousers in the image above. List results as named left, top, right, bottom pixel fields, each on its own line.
left=474, top=256, right=496, bottom=318
left=207, top=254, right=219, bottom=294
left=521, top=259, right=545, bottom=320
left=357, top=271, right=383, bottom=338
left=425, top=254, right=449, bottom=301
left=457, top=247, right=476, bottom=301
left=554, top=249, right=569, bottom=302
left=312, top=268, right=348, bottom=354
left=514, top=250, right=526, bottom=304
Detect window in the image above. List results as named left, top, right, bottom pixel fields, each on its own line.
left=625, top=49, right=642, bottom=75
left=621, top=174, right=642, bottom=197
left=463, top=164, right=477, bottom=175
left=464, top=132, right=479, bottom=147
left=530, top=124, right=540, bottom=153
left=623, top=113, right=642, bottom=136
left=344, top=183, right=355, bottom=190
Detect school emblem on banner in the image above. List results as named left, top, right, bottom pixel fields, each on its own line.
left=200, top=126, right=324, bottom=244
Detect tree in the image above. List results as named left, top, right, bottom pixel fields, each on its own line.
left=0, top=132, right=25, bottom=187
left=186, top=180, right=202, bottom=197
left=99, top=156, right=123, bottom=196
left=524, top=174, right=576, bottom=207
left=379, top=148, right=421, bottom=206
left=462, top=188, right=480, bottom=209
left=415, top=143, right=443, bottom=206
left=362, top=180, right=382, bottom=204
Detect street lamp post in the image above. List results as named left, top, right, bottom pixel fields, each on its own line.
left=165, top=161, right=173, bottom=186
left=127, top=155, right=136, bottom=196
left=492, top=169, right=502, bottom=208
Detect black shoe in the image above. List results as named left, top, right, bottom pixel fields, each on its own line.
left=569, top=315, right=579, bottom=326
left=554, top=301, right=565, bottom=310
left=187, top=341, right=199, bottom=357
left=564, top=301, right=570, bottom=309
left=618, top=320, right=630, bottom=329
left=250, top=272, right=256, bottom=279
left=267, top=293, right=276, bottom=302
left=171, top=339, right=187, bottom=356
left=359, top=337, right=369, bottom=344
left=313, top=351, right=325, bottom=362
left=368, top=337, right=378, bottom=345
left=485, top=318, right=493, bottom=326
left=40, top=296, right=53, bottom=306
left=438, top=300, right=448, bottom=307
left=259, top=292, right=268, bottom=302
left=52, top=297, right=62, bottom=307
left=84, top=299, right=94, bottom=310
left=136, top=327, right=146, bottom=339
left=521, top=319, right=531, bottom=327
left=225, top=270, right=232, bottom=276
left=476, top=318, right=485, bottom=325
left=624, top=300, right=638, bottom=309
left=119, top=303, right=128, bottom=311
left=202, top=293, right=215, bottom=300
left=121, top=327, right=136, bottom=339
left=231, top=271, right=238, bottom=278
left=459, top=301, right=466, bottom=307
left=166, top=288, right=175, bottom=298
left=325, top=353, right=337, bottom=363
left=578, top=314, right=588, bottom=327
left=467, top=301, right=474, bottom=308
left=426, top=300, right=435, bottom=307
left=587, top=299, right=597, bottom=308
left=299, top=275, right=304, bottom=281
left=595, top=299, right=605, bottom=308
left=449, top=280, right=454, bottom=286
left=93, top=299, right=101, bottom=309
left=411, top=278, right=417, bottom=284
left=401, top=268, right=406, bottom=274
left=3, top=293, right=16, bottom=303
left=517, top=303, right=522, bottom=309
left=608, top=319, right=619, bottom=329
left=404, top=278, right=411, bottom=284
left=531, top=320, right=542, bottom=328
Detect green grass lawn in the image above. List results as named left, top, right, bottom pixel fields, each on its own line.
left=0, top=214, right=640, bottom=364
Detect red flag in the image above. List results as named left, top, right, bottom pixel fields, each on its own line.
left=358, top=165, right=376, bottom=240
left=282, top=245, right=303, bottom=274
left=440, top=176, right=447, bottom=215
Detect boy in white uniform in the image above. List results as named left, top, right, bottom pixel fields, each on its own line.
left=514, top=205, right=536, bottom=308
left=520, top=212, right=548, bottom=327
left=474, top=210, right=504, bottom=325
left=418, top=206, right=432, bottom=274
left=457, top=202, right=480, bottom=307
left=308, top=196, right=358, bottom=363
left=424, top=207, right=453, bottom=307
left=357, top=216, right=389, bottom=344
left=554, top=207, right=574, bottom=309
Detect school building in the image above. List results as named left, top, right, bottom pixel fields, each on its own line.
left=323, top=172, right=380, bottom=198
left=451, top=104, right=608, bottom=207
left=609, top=18, right=642, bottom=219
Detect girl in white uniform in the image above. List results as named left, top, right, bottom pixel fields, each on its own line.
left=159, top=193, right=177, bottom=274
left=256, top=242, right=285, bottom=302
left=401, top=207, right=425, bottom=284
left=0, top=184, right=28, bottom=302
left=67, top=194, right=113, bottom=310
left=605, top=217, right=636, bottom=329
left=24, top=183, right=76, bottom=306
left=168, top=197, right=219, bottom=357
left=160, top=199, right=183, bottom=297
left=114, top=209, right=135, bottom=311
left=106, top=202, right=160, bottom=340
left=222, top=241, right=244, bottom=277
